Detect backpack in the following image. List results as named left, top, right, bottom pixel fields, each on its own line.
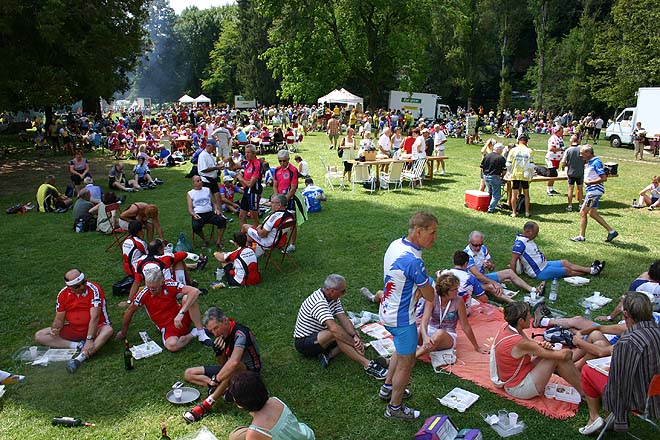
left=516, top=194, right=526, bottom=213
left=489, top=328, right=525, bottom=388
left=542, top=326, right=575, bottom=348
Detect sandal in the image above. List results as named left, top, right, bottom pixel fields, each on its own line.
left=207, top=375, right=219, bottom=396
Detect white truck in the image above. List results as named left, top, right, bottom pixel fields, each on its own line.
left=388, top=90, right=450, bottom=121
left=605, top=87, right=660, bottom=148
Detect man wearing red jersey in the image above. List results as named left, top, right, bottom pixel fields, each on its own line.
left=272, top=149, right=299, bottom=253
left=35, top=269, right=113, bottom=373
left=236, top=145, right=262, bottom=227
left=116, top=267, right=212, bottom=352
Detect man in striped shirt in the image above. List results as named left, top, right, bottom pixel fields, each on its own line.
left=293, top=274, right=387, bottom=380
left=570, top=145, right=618, bottom=243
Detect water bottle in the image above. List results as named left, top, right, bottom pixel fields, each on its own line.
left=75, top=219, right=83, bottom=233
left=584, top=305, right=592, bottom=321
left=123, top=338, right=134, bottom=371
left=160, top=423, right=171, bottom=440
left=549, top=278, right=558, bottom=302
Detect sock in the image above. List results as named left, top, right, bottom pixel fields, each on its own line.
left=547, top=186, right=554, bottom=193
left=540, top=317, right=551, bottom=327
left=75, top=352, right=88, bottom=363
left=590, top=267, right=596, bottom=275
left=197, top=330, right=211, bottom=342
left=203, top=396, right=215, bottom=408
left=175, top=269, right=186, bottom=284
left=388, top=404, right=402, bottom=411
left=190, top=328, right=199, bottom=337
left=69, top=341, right=81, bottom=350
left=382, top=383, right=393, bottom=390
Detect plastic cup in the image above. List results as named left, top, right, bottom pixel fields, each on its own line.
left=509, top=412, right=518, bottom=426
left=530, top=291, right=537, bottom=301
left=594, top=291, right=601, bottom=298
left=498, top=410, right=509, bottom=427
left=173, top=388, right=183, bottom=401
left=456, top=403, right=468, bottom=413
left=553, top=343, right=563, bottom=350
left=29, top=346, right=38, bottom=358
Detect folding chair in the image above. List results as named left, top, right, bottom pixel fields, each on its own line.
left=401, top=158, right=427, bottom=188
left=319, top=156, right=345, bottom=190
left=261, top=212, right=299, bottom=272
left=379, top=160, right=404, bottom=192
left=596, top=374, right=660, bottom=440
left=351, top=163, right=375, bottom=193
left=105, top=203, right=128, bottom=252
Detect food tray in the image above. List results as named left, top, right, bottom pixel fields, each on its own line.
left=130, top=341, right=163, bottom=360
left=481, top=412, right=525, bottom=437
left=586, top=356, right=611, bottom=376
left=166, top=387, right=200, bottom=404
left=438, top=387, right=480, bottom=412
left=564, top=276, right=590, bottom=286
left=580, top=294, right=612, bottom=309
left=543, top=383, right=581, bottom=404
left=367, top=338, right=395, bottom=357
left=360, top=322, right=391, bottom=339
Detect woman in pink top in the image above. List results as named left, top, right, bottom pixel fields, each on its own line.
left=493, top=301, right=583, bottom=399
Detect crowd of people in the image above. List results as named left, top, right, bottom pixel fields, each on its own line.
left=17, top=101, right=659, bottom=439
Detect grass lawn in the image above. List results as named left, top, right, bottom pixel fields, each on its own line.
left=0, top=131, right=658, bottom=439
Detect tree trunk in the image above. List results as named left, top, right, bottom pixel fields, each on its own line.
left=82, top=97, right=101, bottom=116
left=536, top=0, right=548, bottom=111
left=45, top=106, right=54, bottom=129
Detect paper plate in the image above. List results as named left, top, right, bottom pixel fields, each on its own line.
left=166, top=387, right=200, bottom=404
left=563, top=276, right=590, bottom=286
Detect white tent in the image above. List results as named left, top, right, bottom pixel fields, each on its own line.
left=178, top=94, right=194, bottom=104
left=194, top=94, right=211, bottom=105
left=317, top=88, right=363, bottom=108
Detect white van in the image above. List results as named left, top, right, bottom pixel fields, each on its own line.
left=605, top=87, right=660, bottom=148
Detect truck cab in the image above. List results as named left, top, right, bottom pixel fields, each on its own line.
left=605, top=107, right=635, bottom=148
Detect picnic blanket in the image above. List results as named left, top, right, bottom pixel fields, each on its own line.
left=419, top=303, right=579, bottom=419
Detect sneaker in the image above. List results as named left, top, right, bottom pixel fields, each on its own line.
left=579, top=416, right=605, bottom=435
left=533, top=301, right=553, bottom=328
left=360, top=287, right=375, bottom=303
left=183, top=404, right=208, bottom=423
left=379, top=384, right=412, bottom=401
left=285, top=244, right=296, bottom=253
left=591, top=260, right=606, bottom=275
left=550, top=189, right=560, bottom=195
left=154, top=178, right=164, bottom=185
left=196, top=255, right=209, bottom=271
left=318, top=353, right=331, bottom=368
left=364, top=360, right=388, bottom=380
left=66, top=359, right=81, bottom=374
left=566, top=205, right=573, bottom=212
left=118, top=195, right=127, bottom=205
left=649, top=206, right=655, bottom=211
left=570, top=235, right=585, bottom=242
left=125, top=188, right=135, bottom=193
left=605, top=230, right=618, bottom=242
left=384, top=405, right=421, bottom=421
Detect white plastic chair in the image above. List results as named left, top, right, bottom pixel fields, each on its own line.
left=319, top=156, right=344, bottom=190
left=352, top=163, right=375, bottom=193
left=402, top=158, right=427, bottom=188
left=379, top=161, right=404, bottom=192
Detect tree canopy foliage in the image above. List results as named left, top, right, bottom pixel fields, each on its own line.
left=1, top=0, right=659, bottom=115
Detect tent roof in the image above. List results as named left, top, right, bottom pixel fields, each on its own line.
left=194, top=94, right=211, bottom=103
left=317, top=88, right=363, bottom=107
left=178, top=94, right=194, bottom=103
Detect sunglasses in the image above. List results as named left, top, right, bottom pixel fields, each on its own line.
left=470, top=243, right=483, bottom=248
left=278, top=159, right=288, bottom=163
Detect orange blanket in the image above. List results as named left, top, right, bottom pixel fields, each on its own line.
left=420, top=303, right=579, bottom=419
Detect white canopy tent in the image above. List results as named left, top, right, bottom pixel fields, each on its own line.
left=178, top=94, right=194, bottom=104
left=317, top=88, right=363, bottom=109
left=193, top=94, right=211, bottom=105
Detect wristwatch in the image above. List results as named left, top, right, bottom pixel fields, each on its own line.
left=86, top=335, right=94, bottom=340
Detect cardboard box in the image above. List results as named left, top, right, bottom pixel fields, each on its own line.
left=464, top=190, right=490, bottom=212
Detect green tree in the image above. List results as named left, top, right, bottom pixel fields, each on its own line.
left=589, top=0, right=660, bottom=109
left=0, top=0, right=149, bottom=117
left=202, top=8, right=241, bottom=104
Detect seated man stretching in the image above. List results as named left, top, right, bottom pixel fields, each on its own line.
left=35, top=269, right=113, bottom=373
left=464, top=230, right=544, bottom=298
left=510, top=221, right=605, bottom=281
left=293, top=274, right=387, bottom=380
left=183, top=307, right=261, bottom=423
left=116, top=267, right=212, bottom=352
left=492, top=301, right=584, bottom=400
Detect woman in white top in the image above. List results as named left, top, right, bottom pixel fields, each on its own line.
left=391, top=126, right=403, bottom=154
left=339, top=127, right=357, bottom=182
left=187, top=175, right=227, bottom=248
left=635, top=175, right=660, bottom=210
left=411, top=127, right=425, bottom=160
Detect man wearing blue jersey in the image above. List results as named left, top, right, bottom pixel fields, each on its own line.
left=379, top=212, right=438, bottom=421
left=511, top=221, right=605, bottom=281
left=570, top=145, right=618, bottom=243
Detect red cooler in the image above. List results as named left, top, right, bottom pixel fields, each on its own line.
left=464, top=190, right=490, bottom=212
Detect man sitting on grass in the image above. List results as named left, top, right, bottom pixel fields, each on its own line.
left=293, top=274, right=387, bottom=380
left=183, top=306, right=261, bottom=423
left=116, top=267, right=212, bottom=352
left=510, top=221, right=605, bottom=281
left=36, top=175, right=73, bottom=213
left=35, top=269, right=113, bottom=373
left=464, top=230, right=544, bottom=300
